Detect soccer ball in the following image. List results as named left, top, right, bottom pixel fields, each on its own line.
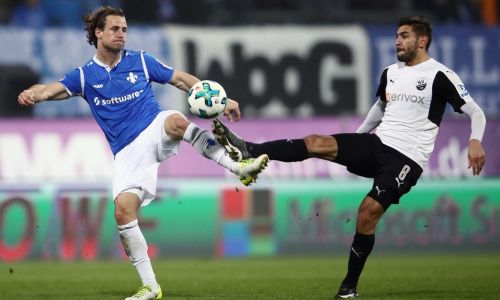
left=187, top=80, right=227, bottom=119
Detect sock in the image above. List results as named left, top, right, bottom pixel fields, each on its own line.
left=248, top=139, right=308, bottom=162
left=118, top=219, right=158, bottom=290
left=341, top=232, right=375, bottom=289
left=183, top=123, right=238, bottom=173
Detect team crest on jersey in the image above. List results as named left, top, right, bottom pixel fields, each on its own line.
left=416, top=78, right=427, bottom=90
left=126, top=72, right=138, bottom=84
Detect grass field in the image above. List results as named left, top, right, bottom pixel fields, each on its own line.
left=2, top=253, right=499, bottom=299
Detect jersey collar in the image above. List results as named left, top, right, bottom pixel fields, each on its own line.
left=400, top=57, right=434, bottom=69
left=93, top=50, right=124, bottom=71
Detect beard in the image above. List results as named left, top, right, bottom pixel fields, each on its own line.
left=396, top=41, right=419, bottom=63
left=397, top=48, right=418, bottom=63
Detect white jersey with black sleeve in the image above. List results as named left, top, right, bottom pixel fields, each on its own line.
left=374, top=58, right=475, bottom=168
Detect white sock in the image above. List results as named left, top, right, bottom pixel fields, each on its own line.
left=183, top=123, right=238, bottom=173
left=118, top=219, right=158, bottom=290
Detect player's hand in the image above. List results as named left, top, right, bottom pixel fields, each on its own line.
left=18, top=89, right=37, bottom=106
left=468, top=139, right=485, bottom=176
left=223, top=98, right=241, bottom=122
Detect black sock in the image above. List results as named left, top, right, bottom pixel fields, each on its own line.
left=341, top=232, right=375, bottom=289
left=247, top=139, right=308, bottom=162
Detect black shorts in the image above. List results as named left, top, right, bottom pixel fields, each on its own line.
left=333, top=133, right=423, bottom=210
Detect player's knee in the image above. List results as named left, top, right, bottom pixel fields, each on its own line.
left=114, top=207, right=133, bottom=224
left=356, top=198, right=385, bottom=233
left=358, top=199, right=384, bottom=218
left=303, top=135, right=324, bottom=152
left=356, top=213, right=378, bottom=234
left=303, top=134, right=338, bottom=159
left=114, top=200, right=138, bottom=224
left=164, top=113, right=189, bottom=140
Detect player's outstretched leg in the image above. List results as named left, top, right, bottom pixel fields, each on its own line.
left=180, top=118, right=268, bottom=186
left=213, top=119, right=311, bottom=164
left=125, top=285, right=162, bottom=300
left=235, top=154, right=269, bottom=186
left=212, top=119, right=251, bottom=161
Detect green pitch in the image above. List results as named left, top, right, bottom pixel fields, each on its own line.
left=2, top=253, right=499, bottom=299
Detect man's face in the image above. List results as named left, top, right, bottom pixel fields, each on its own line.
left=97, top=15, right=127, bottom=52
left=395, top=25, right=419, bottom=63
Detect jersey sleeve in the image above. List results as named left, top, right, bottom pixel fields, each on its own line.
left=375, top=68, right=388, bottom=102
left=59, top=68, right=82, bottom=96
left=434, top=70, right=472, bottom=113
left=142, top=52, right=174, bottom=84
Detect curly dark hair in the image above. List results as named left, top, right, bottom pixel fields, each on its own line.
left=398, top=16, right=433, bottom=50
left=83, top=6, right=125, bottom=48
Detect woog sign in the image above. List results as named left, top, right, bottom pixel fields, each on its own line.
left=165, top=25, right=371, bottom=117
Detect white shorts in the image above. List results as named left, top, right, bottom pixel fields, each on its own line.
left=113, top=110, right=184, bottom=206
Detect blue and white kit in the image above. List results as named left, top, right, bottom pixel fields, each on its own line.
left=60, top=49, right=174, bottom=155
left=60, top=49, right=180, bottom=204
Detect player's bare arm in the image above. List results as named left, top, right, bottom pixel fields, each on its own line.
left=169, top=69, right=200, bottom=92
left=18, top=82, right=69, bottom=106
left=223, top=98, right=240, bottom=122
left=468, top=139, right=485, bottom=176
left=459, top=100, right=486, bottom=176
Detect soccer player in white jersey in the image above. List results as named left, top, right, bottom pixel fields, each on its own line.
left=212, top=16, right=486, bottom=298
left=17, top=6, right=269, bottom=300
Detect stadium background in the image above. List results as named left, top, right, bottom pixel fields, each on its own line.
left=0, top=0, right=499, bottom=264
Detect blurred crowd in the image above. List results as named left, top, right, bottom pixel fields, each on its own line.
left=0, top=0, right=497, bottom=27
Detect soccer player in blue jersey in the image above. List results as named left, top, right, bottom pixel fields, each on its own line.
left=17, top=6, right=268, bottom=300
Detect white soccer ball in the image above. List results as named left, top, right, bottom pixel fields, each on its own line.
left=187, top=80, right=227, bottom=119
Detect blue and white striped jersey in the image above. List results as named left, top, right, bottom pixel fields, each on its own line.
left=59, top=49, right=174, bottom=155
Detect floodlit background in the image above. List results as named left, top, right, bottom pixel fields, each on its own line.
left=0, top=2, right=499, bottom=298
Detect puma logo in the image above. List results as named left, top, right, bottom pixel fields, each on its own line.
left=351, top=247, right=362, bottom=258
left=375, top=185, right=385, bottom=196
left=395, top=177, right=404, bottom=188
